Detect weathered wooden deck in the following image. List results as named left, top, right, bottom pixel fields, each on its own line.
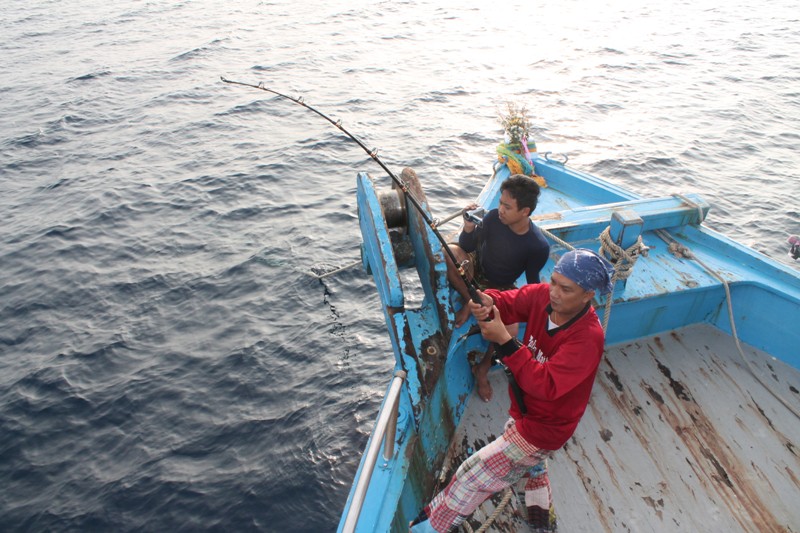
left=441, top=323, right=800, bottom=533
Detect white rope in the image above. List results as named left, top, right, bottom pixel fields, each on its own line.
left=673, top=193, right=705, bottom=224
left=597, top=227, right=649, bottom=333
left=538, top=226, right=575, bottom=252
left=655, top=229, right=800, bottom=421
left=598, top=227, right=648, bottom=282
left=310, top=259, right=362, bottom=279
left=462, top=487, right=514, bottom=533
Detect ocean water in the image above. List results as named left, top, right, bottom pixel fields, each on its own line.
left=1, top=1, right=798, bottom=531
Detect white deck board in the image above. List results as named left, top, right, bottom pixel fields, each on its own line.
left=441, top=323, right=800, bottom=533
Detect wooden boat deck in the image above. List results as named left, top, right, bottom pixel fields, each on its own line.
left=441, top=323, right=800, bottom=533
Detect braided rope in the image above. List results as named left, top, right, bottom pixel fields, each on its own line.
left=598, top=227, right=648, bottom=332
left=672, top=193, right=705, bottom=224
left=538, top=226, right=575, bottom=252
left=462, top=487, right=514, bottom=533
left=598, top=227, right=648, bottom=281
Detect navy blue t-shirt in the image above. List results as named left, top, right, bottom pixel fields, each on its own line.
left=458, top=209, right=550, bottom=287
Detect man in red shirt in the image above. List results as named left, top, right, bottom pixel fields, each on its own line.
left=410, top=249, right=615, bottom=533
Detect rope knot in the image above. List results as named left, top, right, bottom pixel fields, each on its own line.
left=598, top=226, right=649, bottom=281
left=667, top=241, right=694, bottom=259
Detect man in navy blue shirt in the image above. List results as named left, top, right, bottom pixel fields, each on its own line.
left=447, top=174, right=550, bottom=401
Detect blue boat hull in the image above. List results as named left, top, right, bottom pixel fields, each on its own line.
left=339, top=155, right=800, bottom=532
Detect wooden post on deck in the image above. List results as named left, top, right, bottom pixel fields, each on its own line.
left=607, top=209, right=644, bottom=292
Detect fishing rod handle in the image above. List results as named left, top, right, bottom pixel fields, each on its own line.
left=466, top=285, right=494, bottom=322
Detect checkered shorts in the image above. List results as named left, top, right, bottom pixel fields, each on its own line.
left=411, top=419, right=554, bottom=533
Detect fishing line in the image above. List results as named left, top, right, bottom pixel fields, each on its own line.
left=221, top=76, right=486, bottom=308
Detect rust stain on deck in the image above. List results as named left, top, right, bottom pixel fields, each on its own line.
left=643, top=361, right=785, bottom=532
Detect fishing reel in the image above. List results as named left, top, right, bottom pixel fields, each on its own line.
left=378, top=181, right=407, bottom=231
left=375, top=168, right=426, bottom=267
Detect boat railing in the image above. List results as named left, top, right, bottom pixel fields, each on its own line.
left=341, top=369, right=407, bottom=533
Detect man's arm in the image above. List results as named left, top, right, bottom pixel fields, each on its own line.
left=457, top=222, right=479, bottom=253
left=524, top=246, right=549, bottom=284
left=524, top=231, right=550, bottom=284
left=457, top=203, right=482, bottom=253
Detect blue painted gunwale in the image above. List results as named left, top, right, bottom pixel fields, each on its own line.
left=339, top=152, right=800, bottom=532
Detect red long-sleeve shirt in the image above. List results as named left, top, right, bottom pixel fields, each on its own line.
left=486, top=283, right=605, bottom=450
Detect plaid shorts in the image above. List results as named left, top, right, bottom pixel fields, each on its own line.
left=411, top=420, right=554, bottom=533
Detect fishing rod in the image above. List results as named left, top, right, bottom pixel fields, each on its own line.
left=220, top=76, right=487, bottom=310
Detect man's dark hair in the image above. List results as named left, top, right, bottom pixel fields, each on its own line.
left=500, top=174, right=540, bottom=215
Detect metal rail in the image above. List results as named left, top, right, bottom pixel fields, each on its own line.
left=341, top=369, right=407, bottom=533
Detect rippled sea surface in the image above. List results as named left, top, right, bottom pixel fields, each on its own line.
left=1, top=1, right=798, bottom=531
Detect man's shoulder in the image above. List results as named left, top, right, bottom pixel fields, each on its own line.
left=527, top=222, right=550, bottom=246
left=518, top=223, right=550, bottom=264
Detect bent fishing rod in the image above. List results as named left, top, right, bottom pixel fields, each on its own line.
left=220, top=76, right=487, bottom=309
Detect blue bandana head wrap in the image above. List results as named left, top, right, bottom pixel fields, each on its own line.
left=553, top=249, right=615, bottom=295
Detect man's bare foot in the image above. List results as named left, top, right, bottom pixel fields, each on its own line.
left=455, top=304, right=472, bottom=328
left=472, top=363, right=493, bottom=402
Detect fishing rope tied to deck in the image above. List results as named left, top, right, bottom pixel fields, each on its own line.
left=538, top=226, right=574, bottom=253
left=220, top=76, right=487, bottom=309
left=655, top=229, right=800, bottom=422
left=597, top=227, right=649, bottom=333
left=598, top=227, right=648, bottom=282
